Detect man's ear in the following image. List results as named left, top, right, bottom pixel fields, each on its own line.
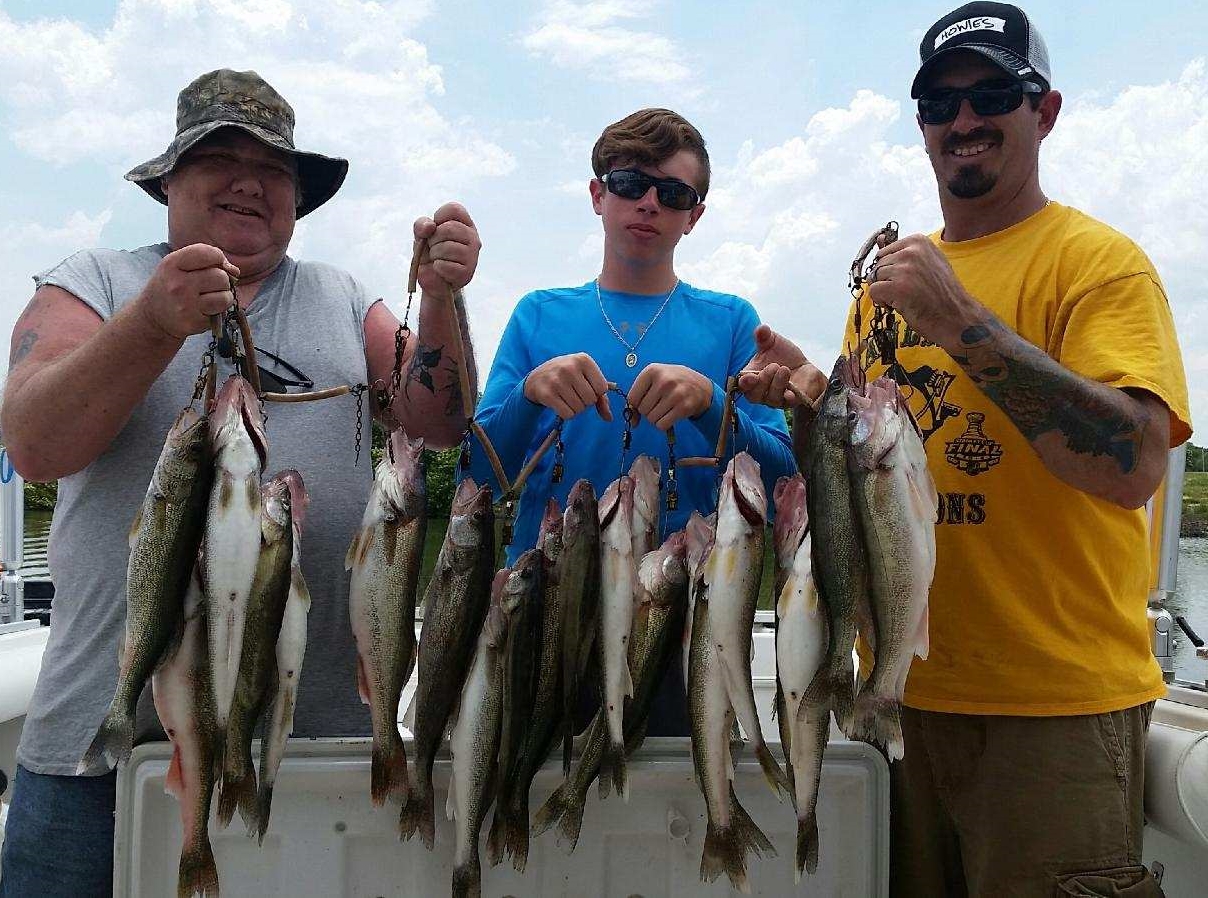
left=683, top=203, right=706, bottom=236
left=1037, top=89, right=1062, bottom=141
left=589, top=177, right=605, bottom=216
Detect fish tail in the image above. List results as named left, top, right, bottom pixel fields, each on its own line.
left=795, top=810, right=820, bottom=882
left=507, top=801, right=531, bottom=874
left=852, top=690, right=903, bottom=761
left=371, top=736, right=409, bottom=806
left=451, top=859, right=482, bottom=898
left=598, top=739, right=628, bottom=802
left=397, top=780, right=435, bottom=850
left=700, top=790, right=776, bottom=894
left=255, top=782, right=274, bottom=846
left=803, top=661, right=855, bottom=737
left=485, top=806, right=507, bottom=868
left=177, top=836, right=220, bottom=898
left=216, top=766, right=257, bottom=831
left=76, top=707, right=133, bottom=774
left=755, top=742, right=792, bottom=802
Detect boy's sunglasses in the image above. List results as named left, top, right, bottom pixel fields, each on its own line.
left=917, top=81, right=1044, bottom=125
left=216, top=335, right=314, bottom=394
left=600, top=169, right=702, bottom=211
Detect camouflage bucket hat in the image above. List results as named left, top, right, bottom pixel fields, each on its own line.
left=124, top=68, right=349, bottom=218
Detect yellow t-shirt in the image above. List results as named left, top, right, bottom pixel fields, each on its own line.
left=847, top=202, right=1192, bottom=716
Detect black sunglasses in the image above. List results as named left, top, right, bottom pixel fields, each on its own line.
left=216, top=335, right=314, bottom=393
left=600, top=169, right=702, bottom=211
left=917, top=81, right=1044, bottom=125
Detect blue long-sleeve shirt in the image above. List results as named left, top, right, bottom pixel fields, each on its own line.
left=470, top=281, right=795, bottom=564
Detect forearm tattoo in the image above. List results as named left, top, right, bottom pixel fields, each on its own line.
left=951, top=319, right=1146, bottom=475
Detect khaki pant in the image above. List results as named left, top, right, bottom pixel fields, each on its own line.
left=891, top=704, right=1163, bottom=898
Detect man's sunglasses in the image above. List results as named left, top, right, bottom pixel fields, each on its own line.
left=216, top=335, right=314, bottom=394
left=917, top=81, right=1044, bottom=125
left=600, top=169, right=702, bottom=211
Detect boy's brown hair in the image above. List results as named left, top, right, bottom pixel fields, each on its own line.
left=591, top=108, right=710, bottom=199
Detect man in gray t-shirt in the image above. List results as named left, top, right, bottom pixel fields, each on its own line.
left=0, top=69, right=481, bottom=897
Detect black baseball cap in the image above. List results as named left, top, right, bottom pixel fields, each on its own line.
left=911, top=2, right=1051, bottom=98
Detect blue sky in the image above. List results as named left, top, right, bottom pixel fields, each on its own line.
left=2, top=0, right=1206, bottom=428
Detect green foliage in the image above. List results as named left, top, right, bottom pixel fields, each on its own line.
left=1187, top=443, right=1208, bottom=473
left=24, top=480, right=57, bottom=511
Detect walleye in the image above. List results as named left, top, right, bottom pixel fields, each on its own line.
left=400, top=478, right=495, bottom=850
left=447, top=573, right=510, bottom=898
left=802, top=356, right=868, bottom=735
left=629, top=455, right=661, bottom=563
left=217, top=471, right=295, bottom=832
left=487, top=499, right=563, bottom=871
left=152, top=569, right=220, bottom=898
left=597, top=471, right=639, bottom=801
left=487, top=549, right=544, bottom=868
left=348, top=429, right=427, bottom=804
left=847, top=377, right=936, bottom=761
left=204, top=376, right=268, bottom=732
left=689, top=533, right=775, bottom=893
left=705, top=452, right=790, bottom=800
left=558, top=479, right=601, bottom=775
left=255, top=470, right=311, bottom=843
left=79, top=408, right=212, bottom=774
left=773, top=474, right=830, bottom=881
left=533, top=530, right=689, bottom=851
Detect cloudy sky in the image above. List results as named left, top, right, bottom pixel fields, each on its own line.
left=1, top=0, right=1205, bottom=432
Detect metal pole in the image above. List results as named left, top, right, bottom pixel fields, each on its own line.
left=0, top=448, right=28, bottom=631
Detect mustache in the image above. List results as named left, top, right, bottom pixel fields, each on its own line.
left=943, top=128, right=1001, bottom=153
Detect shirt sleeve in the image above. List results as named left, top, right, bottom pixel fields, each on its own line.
left=1055, top=272, right=1192, bottom=447
left=33, top=250, right=116, bottom=321
left=687, top=297, right=796, bottom=506
left=467, top=295, right=550, bottom=494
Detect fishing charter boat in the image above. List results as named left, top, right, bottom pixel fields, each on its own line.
left=2, top=448, right=1206, bottom=896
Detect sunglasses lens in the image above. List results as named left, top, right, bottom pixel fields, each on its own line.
left=919, top=94, right=960, bottom=124
left=919, top=84, right=1025, bottom=124
left=656, top=183, right=697, bottom=211
left=970, top=86, right=1021, bottom=116
left=257, top=366, right=288, bottom=393
left=607, top=170, right=651, bottom=199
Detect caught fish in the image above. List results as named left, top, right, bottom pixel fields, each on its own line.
left=533, top=530, right=688, bottom=851
left=629, top=455, right=661, bottom=563
left=705, top=452, right=790, bottom=800
left=487, top=499, right=563, bottom=871
left=773, top=474, right=830, bottom=881
left=255, top=470, right=311, bottom=843
left=597, top=471, right=639, bottom=801
left=400, top=478, right=495, bottom=850
left=447, top=573, right=510, bottom=898
left=79, top=408, right=212, bottom=773
left=348, top=429, right=427, bottom=804
left=689, top=540, right=776, bottom=893
left=802, top=356, right=868, bottom=735
left=152, top=569, right=220, bottom=898
left=558, top=479, right=602, bottom=776
left=682, top=511, right=716, bottom=696
left=487, top=549, right=544, bottom=868
left=847, top=377, right=936, bottom=761
left=204, top=375, right=268, bottom=732
left=217, top=471, right=295, bottom=832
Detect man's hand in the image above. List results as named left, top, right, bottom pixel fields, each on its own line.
left=868, top=234, right=973, bottom=345
left=736, top=324, right=826, bottom=409
left=136, top=244, right=239, bottom=341
left=628, top=363, right=712, bottom=431
left=524, top=353, right=612, bottom=421
left=413, top=203, right=481, bottom=292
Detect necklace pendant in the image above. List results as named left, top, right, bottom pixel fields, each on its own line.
left=625, top=351, right=638, bottom=368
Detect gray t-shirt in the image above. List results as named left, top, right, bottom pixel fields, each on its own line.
left=18, top=243, right=381, bottom=775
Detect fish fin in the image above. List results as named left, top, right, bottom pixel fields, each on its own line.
left=451, top=860, right=482, bottom=898
left=216, top=765, right=257, bottom=832
left=401, top=691, right=417, bottom=733
left=507, top=801, right=531, bottom=873
left=795, top=809, right=820, bottom=882
left=914, top=602, right=930, bottom=661
left=127, top=504, right=144, bottom=548
left=164, top=743, right=185, bottom=800
left=177, top=836, right=220, bottom=898
left=355, top=656, right=371, bottom=705
left=598, top=739, right=628, bottom=803
left=371, top=735, right=409, bottom=806
left=445, top=771, right=457, bottom=821
left=76, top=708, right=132, bottom=774
left=755, top=742, right=792, bottom=802
left=852, top=691, right=904, bottom=761
left=398, top=781, right=435, bottom=849
left=486, top=807, right=507, bottom=868
left=256, top=782, right=275, bottom=846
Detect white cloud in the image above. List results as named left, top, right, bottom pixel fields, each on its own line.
left=521, top=1, right=692, bottom=86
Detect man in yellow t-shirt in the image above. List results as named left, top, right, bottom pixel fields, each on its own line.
left=740, top=3, right=1190, bottom=895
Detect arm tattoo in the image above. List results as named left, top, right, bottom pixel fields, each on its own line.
left=10, top=330, right=39, bottom=368
left=951, top=318, right=1145, bottom=475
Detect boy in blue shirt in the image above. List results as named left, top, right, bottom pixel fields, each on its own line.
left=470, top=108, right=794, bottom=733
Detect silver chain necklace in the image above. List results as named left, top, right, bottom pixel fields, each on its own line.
left=595, top=277, right=679, bottom=368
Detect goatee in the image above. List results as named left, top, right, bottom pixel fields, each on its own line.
left=948, top=166, right=997, bottom=199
